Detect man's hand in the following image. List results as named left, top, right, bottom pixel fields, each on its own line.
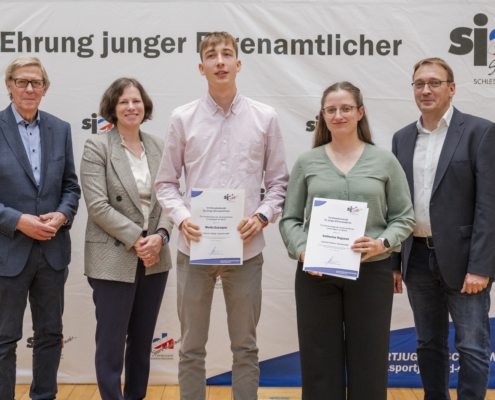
left=351, top=236, right=387, bottom=262
left=16, top=214, right=57, bottom=240
left=393, top=270, right=403, bottom=294
left=237, top=216, right=263, bottom=244
left=179, top=217, right=201, bottom=249
left=39, top=212, right=68, bottom=231
left=461, top=273, right=490, bottom=294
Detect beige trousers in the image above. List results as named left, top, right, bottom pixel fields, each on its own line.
left=176, top=251, right=263, bottom=400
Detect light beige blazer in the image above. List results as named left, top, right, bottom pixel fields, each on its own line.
left=80, top=127, right=173, bottom=283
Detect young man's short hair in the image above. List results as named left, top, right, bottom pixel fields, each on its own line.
left=199, top=31, right=238, bottom=61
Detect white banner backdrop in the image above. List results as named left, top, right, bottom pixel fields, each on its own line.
left=1, top=1, right=495, bottom=387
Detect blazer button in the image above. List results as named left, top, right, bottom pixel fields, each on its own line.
left=37, top=198, right=41, bottom=204
left=116, top=196, right=122, bottom=201
left=114, top=240, right=121, bottom=247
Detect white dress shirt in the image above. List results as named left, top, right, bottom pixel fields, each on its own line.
left=121, top=137, right=152, bottom=231
left=155, top=92, right=289, bottom=260
left=413, top=105, right=453, bottom=237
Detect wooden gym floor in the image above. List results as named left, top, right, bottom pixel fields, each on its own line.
left=13, top=385, right=495, bottom=399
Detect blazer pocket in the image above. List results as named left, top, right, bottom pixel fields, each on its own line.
left=50, top=155, right=64, bottom=162
left=86, top=231, right=109, bottom=243
left=460, top=225, right=473, bottom=238
left=450, top=159, right=471, bottom=168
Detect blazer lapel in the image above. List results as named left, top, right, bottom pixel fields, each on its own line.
left=141, top=133, right=160, bottom=212
left=401, top=125, right=418, bottom=202
left=38, top=111, right=52, bottom=193
left=0, top=106, right=37, bottom=187
left=432, top=108, right=464, bottom=196
left=109, top=128, right=143, bottom=213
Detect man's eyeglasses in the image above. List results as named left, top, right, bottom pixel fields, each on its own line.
left=11, top=78, right=46, bottom=89
left=321, top=105, right=359, bottom=117
left=411, top=80, right=452, bottom=90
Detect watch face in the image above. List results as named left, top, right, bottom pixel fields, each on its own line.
left=258, top=213, right=268, bottom=222
left=163, top=235, right=169, bottom=245
left=384, top=239, right=390, bottom=248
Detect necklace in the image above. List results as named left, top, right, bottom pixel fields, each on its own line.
left=329, top=142, right=364, bottom=156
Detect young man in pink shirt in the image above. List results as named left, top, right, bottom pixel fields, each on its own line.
left=154, top=31, right=289, bottom=400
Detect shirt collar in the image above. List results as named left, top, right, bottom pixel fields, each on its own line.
left=11, top=103, right=40, bottom=126
left=416, top=104, right=453, bottom=134
left=205, top=91, right=242, bottom=116
left=120, top=133, right=146, bottom=160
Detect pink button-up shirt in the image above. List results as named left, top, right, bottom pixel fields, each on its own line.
left=155, top=92, right=289, bottom=260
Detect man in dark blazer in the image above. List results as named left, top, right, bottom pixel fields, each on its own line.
left=392, top=57, right=495, bottom=400
left=0, top=57, right=80, bottom=400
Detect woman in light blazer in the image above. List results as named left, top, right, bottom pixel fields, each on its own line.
left=80, top=78, right=173, bottom=400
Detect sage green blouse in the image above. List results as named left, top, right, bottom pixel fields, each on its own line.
left=279, top=143, right=415, bottom=263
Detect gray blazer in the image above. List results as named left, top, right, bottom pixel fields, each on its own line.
left=0, top=105, right=80, bottom=276
left=80, top=127, right=173, bottom=283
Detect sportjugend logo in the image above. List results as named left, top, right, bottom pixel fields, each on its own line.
left=449, top=13, right=495, bottom=82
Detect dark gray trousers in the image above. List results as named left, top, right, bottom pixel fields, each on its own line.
left=0, top=241, right=67, bottom=400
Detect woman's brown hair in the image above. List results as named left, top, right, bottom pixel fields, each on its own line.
left=99, top=78, right=153, bottom=125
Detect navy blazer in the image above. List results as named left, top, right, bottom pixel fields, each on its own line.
left=391, top=107, right=495, bottom=289
left=0, top=105, right=80, bottom=276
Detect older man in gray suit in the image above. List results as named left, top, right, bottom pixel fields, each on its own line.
left=0, top=57, right=80, bottom=400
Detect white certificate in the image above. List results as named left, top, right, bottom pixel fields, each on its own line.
left=190, top=188, right=244, bottom=265
left=303, top=198, right=369, bottom=280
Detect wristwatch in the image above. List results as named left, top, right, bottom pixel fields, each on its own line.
left=255, top=213, right=269, bottom=228
left=157, top=230, right=169, bottom=246
left=379, top=238, right=390, bottom=249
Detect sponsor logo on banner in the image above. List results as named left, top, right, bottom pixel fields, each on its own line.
left=215, top=273, right=222, bottom=290
left=388, top=350, right=480, bottom=376
left=449, top=13, right=495, bottom=82
left=306, top=115, right=319, bottom=133
left=27, top=335, right=78, bottom=360
left=82, top=113, right=113, bottom=134
left=151, top=333, right=179, bottom=360
left=27, top=335, right=78, bottom=348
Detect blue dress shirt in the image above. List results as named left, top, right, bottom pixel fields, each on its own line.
left=11, top=103, right=41, bottom=185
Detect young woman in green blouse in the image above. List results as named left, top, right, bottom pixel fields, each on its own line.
left=279, top=81, right=415, bottom=400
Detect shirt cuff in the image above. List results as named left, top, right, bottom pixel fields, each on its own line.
left=172, top=208, right=192, bottom=229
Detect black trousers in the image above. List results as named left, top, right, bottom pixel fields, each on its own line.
left=88, top=261, right=168, bottom=400
left=295, top=258, right=393, bottom=400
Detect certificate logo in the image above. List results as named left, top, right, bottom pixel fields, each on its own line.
left=347, top=205, right=362, bottom=214
left=224, top=193, right=238, bottom=202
